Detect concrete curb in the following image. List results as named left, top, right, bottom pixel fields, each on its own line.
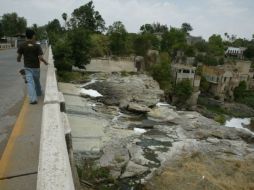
left=36, top=46, right=75, bottom=190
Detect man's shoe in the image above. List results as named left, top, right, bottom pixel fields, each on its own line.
left=30, top=101, right=38, bottom=105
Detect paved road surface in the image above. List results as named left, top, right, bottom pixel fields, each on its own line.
left=0, top=49, right=25, bottom=158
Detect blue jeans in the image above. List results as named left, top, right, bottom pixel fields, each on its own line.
left=25, top=68, right=42, bottom=103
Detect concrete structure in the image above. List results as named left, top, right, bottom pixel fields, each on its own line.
left=202, top=61, right=253, bottom=100
left=171, top=64, right=197, bottom=85
left=83, top=57, right=136, bottom=73
left=225, top=47, right=246, bottom=59
left=36, top=47, right=76, bottom=190
left=186, top=35, right=204, bottom=45
left=171, top=64, right=201, bottom=106
left=0, top=49, right=47, bottom=190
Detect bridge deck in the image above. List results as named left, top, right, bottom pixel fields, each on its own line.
left=0, top=49, right=48, bottom=190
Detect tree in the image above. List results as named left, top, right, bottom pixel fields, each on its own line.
left=161, top=27, right=187, bottom=56
left=140, top=24, right=154, bottom=34
left=107, top=21, right=127, bottom=55
left=224, top=32, right=230, bottom=40
left=68, top=28, right=92, bottom=68
left=200, top=76, right=210, bottom=93
left=140, top=22, right=168, bottom=34
left=71, top=1, right=105, bottom=32
left=133, top=33, right=160, bottom=56
left=149, top=52, right=172, bottom=94
left=53, top=37, right=73, bottom=71
left=174, top=80, right=193, bottom=104
left=194, top=41, right=208, bottom=52
left=181, top=23, right=193, bottom=34
left=90, top=34, right=110, bottom=57
left=62, top=13, right=68, bottom=29
left=1, top=12, right=27, bottom=36
left=31, top=24, right=47, bottom=40
left=244, top=45, right=254, bottom=59
left=234, top=81, right=247, bottom=100
left=208, top=34, right=224, bottom=56
left=46, top=19, right=62, bottom=34
left=46, top=19, right=62, bottom=45
left=0, top=21, right=4, bottom=38
left=53, top=27, right=92, bottom=71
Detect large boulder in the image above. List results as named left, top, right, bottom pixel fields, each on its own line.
left=86, top=74, right=164, bottom=108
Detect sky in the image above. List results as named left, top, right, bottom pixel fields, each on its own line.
left=0, top=0, right=254, bottom=40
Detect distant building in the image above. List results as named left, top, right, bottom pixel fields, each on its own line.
left=202, top=61, right=254, bottom=101
left=225, top=47, right=246, bottom=59
left=186, top=35, right=204, bottom=45
left=171, top=64, right=201, bottom=106
left=171, top=64, right=196, bottom=85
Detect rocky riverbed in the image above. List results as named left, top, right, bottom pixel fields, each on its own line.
left=59, top=73, right=254, bottom=190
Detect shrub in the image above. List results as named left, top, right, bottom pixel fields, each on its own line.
left=174, top=79, right=193, bottom=104
left=214, top=114, right=226, bottom=124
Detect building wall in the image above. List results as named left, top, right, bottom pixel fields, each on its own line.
left=202, top=61, right=253, bottom=101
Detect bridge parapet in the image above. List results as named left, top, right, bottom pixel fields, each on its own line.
left=36, top=47, right=75, bottom=190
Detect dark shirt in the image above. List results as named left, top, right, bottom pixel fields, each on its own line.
left=17, top=41, right=43, bottom=68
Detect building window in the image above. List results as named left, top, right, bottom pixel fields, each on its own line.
left=183, top=69, right=190, bottom=73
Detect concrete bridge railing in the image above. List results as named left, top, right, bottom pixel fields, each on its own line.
left=36, top=46, right=75, bottom=190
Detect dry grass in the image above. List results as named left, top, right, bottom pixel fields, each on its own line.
left=144, top=152, right=254, bottom=190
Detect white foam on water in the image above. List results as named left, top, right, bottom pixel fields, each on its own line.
left=134, top=128, right=146, bottom=134
left=112, top=112, right=124, bottom=122
left=156, top=102, right=170, bottom=107
left=80, top=89, right=103, bottom=98
left=80, top=79, right=97, bottom=88
left=225, top=118, right=254, bottom=135
left=225, top=118, right=251, bottom=128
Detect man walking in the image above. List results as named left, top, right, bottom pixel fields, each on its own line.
left=17, top=29, right=48, bottom=104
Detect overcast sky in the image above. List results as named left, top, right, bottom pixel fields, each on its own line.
left=1, top=0, right=254, bottom=40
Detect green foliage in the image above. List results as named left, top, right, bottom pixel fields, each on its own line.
left=140, top=22, right=168, bottom=34
left=149, top=53, right=172, bottom=93
left=174, top=80, right=193, bottom=103
left=71, top=1, right=105, bottom=32
left=208, top=34, right=224, bottom=56
left=62, top=13, right=67, bottom=22
left=161, top=28, right=187, bottom=55
left=232, top=81, right=254, bottom=110
left=1, top=12, right=27, bottom=36
left=133, top=33, right=160, bottom=56
left=68, top=28, right=92, bottom=68
left=53, top=37, right=73, bottom=71
left=200, top=76, right=210, bottom=93
left=234, top=81, right=247, bottom=100
left=90, top=34, right=110, bottom=57
left=31, top=24, right=47, bottom=41
left=57, top=71, right=88, bottom=83
left=214, top=114, right=226, bottom=124
left=107, top=21, right=128, bottom=56
left=52, top=28, right=91, bottom=71
left=46, top=19, right=62, bottom=34
left=185, top=45, right=195, bottom=57
left=46, top=19, right=62, bottom=45
left=244, top=45, right=254, bottom=59
left=181, top=23, right=193, bottom=34
left=194, top=41, right=208, bottom=52
left=0, top=21, right=3, bottom=38
left=204, top=55, right=219, bottom=66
